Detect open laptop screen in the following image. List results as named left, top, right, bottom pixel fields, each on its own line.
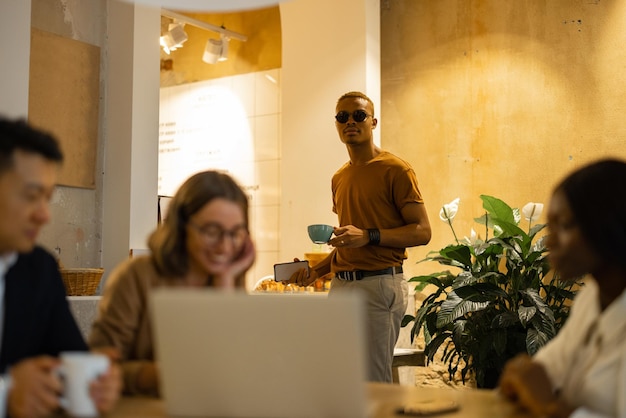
left=151, top=289, right=368, bottom=417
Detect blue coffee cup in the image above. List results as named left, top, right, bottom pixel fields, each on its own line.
left=307, top=224, right=334, bottom=244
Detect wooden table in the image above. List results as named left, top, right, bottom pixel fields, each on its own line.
left=104, top=383, right=532, bottom=417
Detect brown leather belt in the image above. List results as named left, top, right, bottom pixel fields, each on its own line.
left=335, top=266, right=403, bottom=281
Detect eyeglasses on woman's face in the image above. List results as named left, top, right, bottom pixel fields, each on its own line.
left=188, top=221, right=248, bottom=248
left=334, top=109, right=371, bottom=124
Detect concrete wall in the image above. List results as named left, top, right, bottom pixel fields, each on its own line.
left=25, top=0, right=159, bottom=285
left=381, top=0, right=626, bottom=280
left=28, top=0, right=107, bottom=269
left=0, top=1, right=31, bottom=119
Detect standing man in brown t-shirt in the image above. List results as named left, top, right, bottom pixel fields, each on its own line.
left=293, top=91, right=432, bottom=382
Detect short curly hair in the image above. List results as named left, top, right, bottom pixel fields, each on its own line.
left=336, top=91, right=375, bottom=116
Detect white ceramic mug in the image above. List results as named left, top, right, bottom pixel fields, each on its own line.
left=57, top=352, right=109, bottom=417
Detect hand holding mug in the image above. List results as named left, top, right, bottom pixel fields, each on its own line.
left=7, top=356, right=62, bottom=418
left=307, top=224, right=334, bottom=244
left=89, top=347, right=122, bottom=415
left=57, top=352, right=110, bottom=417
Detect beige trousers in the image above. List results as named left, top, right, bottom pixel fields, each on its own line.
left=330, top=272, right=408, bottom=382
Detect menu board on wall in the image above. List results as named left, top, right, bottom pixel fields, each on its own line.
left=158, top=77, right=254, bottom=197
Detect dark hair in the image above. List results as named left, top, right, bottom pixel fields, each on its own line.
left=554, top=158, right=626, bottom=269
left=0, top=117, right=64, bottom=173
left=336, top=91, right=375, bottom=117
left=148, top=171, right=249, bottom=280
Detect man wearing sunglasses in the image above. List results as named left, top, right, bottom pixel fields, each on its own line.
left=292, top=91, right=432, bottom=382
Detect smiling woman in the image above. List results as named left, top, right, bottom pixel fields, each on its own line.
left=88, top=170, right=256, bottom=397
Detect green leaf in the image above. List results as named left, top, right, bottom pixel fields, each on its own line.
left=425, top=331, right=453, bottom=361
left=474, top=213, right=493, bottom=229
left=518, top=306, right=537, bottom=327
left=451, top=271, right=480, bottom=288
left=543, top=284, right=577, bottom=302
left=522, top=289, right=553, bottom=322
left=408, top=273, right=453, bottom=291
left=492, top=220, right=527, bottom=239
left=492, top=311, right=518, bottom=328
left=493, top=329, right=507, bottom=356
left=440, top=244, right=472, bottom=268
left=480, top=195, right=516, bottom=224
left=401, top=315, right=415, bottom=327
left=454, top=283, right=508, bottom=303
left=408, top=273, right=447, bottom=283
left=530, top=311, right=557, bottom=341
left=436, top=292, right=490, bottom=327
left=526, top=328, right=551, bottom=355
left=452, top=320, right=467, bottom=342
left=528, top=223, right=546, bottom=240
left=414, top=302, right=439, bottom=334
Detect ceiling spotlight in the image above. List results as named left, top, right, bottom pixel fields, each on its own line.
left=202, top=34, right=230, bottom=64
left=160, top=22, right=188, bottom=54
left=202, top=38, right=222, bottom=64
left=218, top=35, right=230, bottom=62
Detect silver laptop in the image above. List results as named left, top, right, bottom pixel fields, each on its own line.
left=150, top=289, right=368, bottom=417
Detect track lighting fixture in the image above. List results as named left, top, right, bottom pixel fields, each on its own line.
left=160, top=22, right=188, bottom=54
left=202, top=34, right=230, bottom=64
left=160, top=9, right=246, bottom=63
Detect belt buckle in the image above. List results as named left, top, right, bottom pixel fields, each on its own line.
left=338, top=271, right=359, bottom=281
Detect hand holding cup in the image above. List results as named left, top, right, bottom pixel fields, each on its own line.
left=57, top=352, right=110, bottom=417
left=307, top=224, right=334, bottom=244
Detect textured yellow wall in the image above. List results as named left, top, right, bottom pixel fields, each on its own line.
left=161, top=7, right=281, bottom=84
left=381, top=0, right=626, bottom=276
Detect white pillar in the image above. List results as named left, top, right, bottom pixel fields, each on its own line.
left=0, top=0, right=31, bottom=118
left=279, top=0, right=380, bottom=261
left=102, top=0, right=160, bottom=281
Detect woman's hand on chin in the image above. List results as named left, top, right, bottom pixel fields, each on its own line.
left=213, top=237, right=256, bottom=289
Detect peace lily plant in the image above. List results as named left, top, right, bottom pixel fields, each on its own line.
left=403, top=195, right=579, bottom=388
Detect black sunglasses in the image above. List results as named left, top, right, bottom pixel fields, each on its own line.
left=335, top=110, right=371, bottom=124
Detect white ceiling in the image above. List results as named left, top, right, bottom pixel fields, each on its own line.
left=120, top=0, right=288, bottom=12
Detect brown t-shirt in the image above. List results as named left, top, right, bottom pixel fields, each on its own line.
left=331, top=151, right=424, bottom=272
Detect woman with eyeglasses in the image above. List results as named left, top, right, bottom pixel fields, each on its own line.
left=499, top=159, right=626, bottom=418
left=88, top=171, right=255, bottom=396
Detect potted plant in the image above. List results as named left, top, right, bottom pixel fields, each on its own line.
left=403, top=195, right=580, bottom=388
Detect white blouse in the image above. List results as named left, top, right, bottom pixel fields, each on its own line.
left=534, top=278, right=626, bottom=418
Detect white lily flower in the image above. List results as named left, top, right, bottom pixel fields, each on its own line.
left=522, top=202, right=544, bottom=222
left=462, top=228, right=479, bottom=245
left=439, top=198, right=460, bottom=222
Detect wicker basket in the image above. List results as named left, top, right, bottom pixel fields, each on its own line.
left=60, top=268, right=104, bottom=296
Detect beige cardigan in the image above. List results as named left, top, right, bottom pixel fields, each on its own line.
left=89, top=255, right=179, bottom=396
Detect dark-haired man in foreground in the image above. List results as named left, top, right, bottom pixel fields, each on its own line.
left=0, top=117, right=120, bottom=418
